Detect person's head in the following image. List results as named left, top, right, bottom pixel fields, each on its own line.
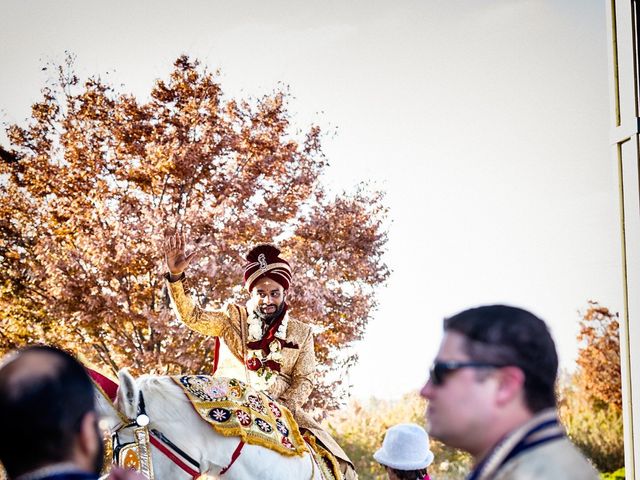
left=0, top=346, right=103, bottom=478
left=420, top=305, right=558, bottom=458
left=244, top=244, right=292, bottom=320
left=374, top=423, right=434, bottom=480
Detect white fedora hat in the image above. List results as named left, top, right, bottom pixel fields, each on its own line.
left=373, top=423, right=434, bottom=470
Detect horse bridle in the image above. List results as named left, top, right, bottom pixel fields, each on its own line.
left=112, top=391, right=246, bottom=478
left=112, top=391, right=201, bottom=479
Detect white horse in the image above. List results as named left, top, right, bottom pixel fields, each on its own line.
left=96, top=370, right=322, bottom=480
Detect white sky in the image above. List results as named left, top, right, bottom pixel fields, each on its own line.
left=1, top=0, right=621, bottom=400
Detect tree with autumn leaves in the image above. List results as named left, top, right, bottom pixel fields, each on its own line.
left=559, top=301, right=624, bottom=473
left=575, top=302, right=622, bottom=410
left=0, top=55, right=389, bottom=411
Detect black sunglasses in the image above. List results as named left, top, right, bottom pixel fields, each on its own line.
left=429, top=360, right=505, bottom=386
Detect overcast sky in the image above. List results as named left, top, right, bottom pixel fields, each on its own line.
left=1, top=0, right=619, bottom=399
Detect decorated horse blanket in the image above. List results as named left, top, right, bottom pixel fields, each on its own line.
left=174, top=375, right=307, bottom=457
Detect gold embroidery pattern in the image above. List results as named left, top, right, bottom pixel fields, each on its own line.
left=174, top=375, right=307, bottom=457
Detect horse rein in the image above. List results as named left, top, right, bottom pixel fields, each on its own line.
left=113, top=391, right=244, bottom=478
left=110, top=391, right=156, bottom=479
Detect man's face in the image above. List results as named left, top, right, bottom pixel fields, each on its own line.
left=420, top=331, right=499, bottom=456
left=250, top=277, right=286, bottom=318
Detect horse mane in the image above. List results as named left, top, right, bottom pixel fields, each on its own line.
left=137, top=374, right=193, bottom=424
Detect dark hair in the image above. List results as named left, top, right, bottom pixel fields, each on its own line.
left=388, top=467, right=427, bottom=480
left=444, top=305, right=558, bottom=412
left=0, top=345, right=96, bottom=477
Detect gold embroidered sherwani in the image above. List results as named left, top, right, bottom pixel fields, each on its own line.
left=166, top=279, right=353, bottom=473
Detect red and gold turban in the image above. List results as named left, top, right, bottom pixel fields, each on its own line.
left=243, top=244, right=292, bottom=291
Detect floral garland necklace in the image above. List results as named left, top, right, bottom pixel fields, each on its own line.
left=245, top=304, right=289, bottom=390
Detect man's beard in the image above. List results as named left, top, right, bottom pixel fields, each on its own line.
left=254, top=301, right=286, bottom=324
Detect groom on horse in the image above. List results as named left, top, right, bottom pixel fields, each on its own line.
left=163, top=234, right=357, bottom=480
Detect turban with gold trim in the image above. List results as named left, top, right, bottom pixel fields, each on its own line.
left=243, top=244, right=292, bottom=291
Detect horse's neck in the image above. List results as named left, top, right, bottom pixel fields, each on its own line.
left=142, top=377, right=321, bottom=480
left=142, top=377, right=243, bottom=469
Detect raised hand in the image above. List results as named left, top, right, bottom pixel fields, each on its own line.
left=163, top=233, right=197, bottom=276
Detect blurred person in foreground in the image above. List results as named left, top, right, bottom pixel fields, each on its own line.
left=420, top=305, right=599, bottom=480
left=374, top=423, right=434, bottom=480
left=0, top=345, right=146, bottom=480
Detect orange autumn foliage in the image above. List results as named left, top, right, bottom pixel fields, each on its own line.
left=575, top=301, right=622, bottom=411
left=558, top=302, right=624, bottom=472
left=0, top=55, right=389, bottom=411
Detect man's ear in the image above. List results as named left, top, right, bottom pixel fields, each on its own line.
left=495, top=366, right=525, bottom=406
left=77, top=411, right=100, bottom=465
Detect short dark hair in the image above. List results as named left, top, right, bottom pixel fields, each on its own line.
left=0, top=346, right=96, bottom=477
left=444, top=305, right=558, bottom=412
left=388, top=467, right=428, bottom=480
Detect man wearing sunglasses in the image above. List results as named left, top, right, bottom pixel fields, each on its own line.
left=420, top=305, right=598, bottom=480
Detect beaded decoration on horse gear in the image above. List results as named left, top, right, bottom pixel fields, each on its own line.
left=112, top=426, right=155, bottom=479
left=174, top=375, right=307, bottom=457
left=303, top=431, right=343, bottom=480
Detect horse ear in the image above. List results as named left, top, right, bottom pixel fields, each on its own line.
left=117, top=368, right=139, bottom=420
